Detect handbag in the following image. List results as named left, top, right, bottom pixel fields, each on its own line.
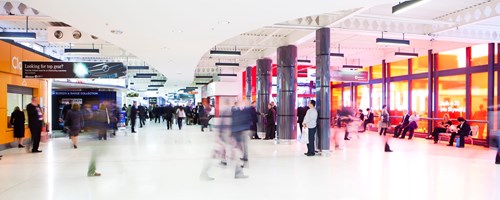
left=378, top=121, right=388, bottom=128
left=300, top=128, right=309, bottom=143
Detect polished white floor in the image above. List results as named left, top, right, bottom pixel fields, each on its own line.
left=0, top=122, right=499, bottom=200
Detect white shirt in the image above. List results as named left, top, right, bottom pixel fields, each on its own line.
left=177, top=110, right=186, bottom=118
left=409, top=114, right=419, bottom=122
left=303, top=107, right=318, bottom=128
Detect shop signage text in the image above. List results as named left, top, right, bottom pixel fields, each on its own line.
left=22, top=61, right=126, bottom=79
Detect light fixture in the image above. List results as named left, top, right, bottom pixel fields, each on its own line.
left=186, top=87, right=198, bottom=90
left=148, top=85, right=164, bottom=87
left=215, top=62, right=239, bottom=67
left=147, top=89, right=158, bottom=91
left=65, top=43, right=100, bottom=55
left=196, top=82, right=210, bottom=85
left=64, top=48, right=100, bottom=54
left=395, top=52, right=418, bottom=58
left=392, top=0, right=430, bottom=15
left=127, top=66, right=149, bottom=70
left=376, top=32, right=410, bottom=46
left=342, top=65, right=363, bottom=69
left=330, top=44, right=345, bottom=58
left=150, top=79, right=167, bottom=82
left=210, top=50, right=241, bottom=56
left=217, top=73, right=237, bottom=77
left=0, top=16, right=36, bottom=39
left=136, top=73, right=157, bottom=76
left=195, top=75, right=212, bottom=78
left=297, top=59, right=311, bottom=64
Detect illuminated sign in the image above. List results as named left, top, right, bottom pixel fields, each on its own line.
left=439, top=100, right=465, bottom=113
left=22, top=61, right=126, bottom=79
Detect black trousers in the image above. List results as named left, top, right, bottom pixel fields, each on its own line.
left=298, top=123, right=303, bottom=134
left=29, top=125, right=42, bottom=151
left=140, top=116, right=145, bottom=127
left=178, top=118, right=183, bottom=130
left=265, top=124, right=275, bottom=139
left=449, top=132, right=465, bottom=147
left=155, top=116, right=160, bottom=123
left=400, top=126, right=415, bottom=139
left=393, top=124, right=407, bottom=137
left=307, top=127, right=317, bottom=155
left=166, top=118, right=173, bottom=130
left=131, top=118, right=137, bottom=132
left=432, top=127, right=447, bottom=142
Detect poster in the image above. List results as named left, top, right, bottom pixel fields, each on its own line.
left=22, top=61, right=126, bottom=79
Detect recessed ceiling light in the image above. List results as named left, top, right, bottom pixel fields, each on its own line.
left=110, top=30, right=123, bottom=34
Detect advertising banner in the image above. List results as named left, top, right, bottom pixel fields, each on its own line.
left=330, top=70, right=369, bottom=83
left=22, top=61, right=126, bottom=79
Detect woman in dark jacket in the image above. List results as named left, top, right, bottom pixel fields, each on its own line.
left=94, top=103, right=109, bottom=140
left=65, top=103, right=84, bottom=149
left=10, top=106, right=25, bottom=148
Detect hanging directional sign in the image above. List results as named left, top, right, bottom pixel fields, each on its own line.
left=22, top=61, right=126, bottom=79
left=330, top=70, right=369, bottom=83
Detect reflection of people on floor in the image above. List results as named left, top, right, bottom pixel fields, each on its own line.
left=472, top=104, right=487, bottom=139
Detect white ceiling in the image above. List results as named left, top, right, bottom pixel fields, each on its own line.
left=8, top=0, right=500, bottom=93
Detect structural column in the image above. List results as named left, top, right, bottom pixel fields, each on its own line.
left=256, top=58, right=272, bottom=132
left=277, top=45, right=297, bottom=140
left=315, top=27, right=331, bottom=151
left=246, top=66, right=252, bottom=101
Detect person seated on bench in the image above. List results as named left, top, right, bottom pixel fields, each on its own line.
left=357, top=109, right=365, bottom=121
left=430, top=114, right=452, bottom=144
left=400, top=111, right=419, bottom=140
left=393, top=110, right=410, bottom=138
left=360, top=108, right=374, bottom=132
left=447, top=117, right=471, bottom=148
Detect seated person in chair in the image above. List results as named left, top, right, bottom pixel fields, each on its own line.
left=431, top=114, right=452, bottom=144
left=400, top=111, right=419, bottom=140
left=393, top=110, right=410, bottom=138
left=447, top=117, right=471, bottom=148
left=361, top=108, right=374, bottom=132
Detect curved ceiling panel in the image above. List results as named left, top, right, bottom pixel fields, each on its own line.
left=18, top=0, right=395, bottom=91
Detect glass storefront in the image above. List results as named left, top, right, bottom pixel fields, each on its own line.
left=330, top=43, right=497, bottom=143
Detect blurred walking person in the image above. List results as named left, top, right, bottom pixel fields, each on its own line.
left=95, top=104, right=109, bottom=140
left=130, top=101, right=139, bottom=133
left=10, top=106, right=25, bottom=148
left=231, top=101, right=251, bottom=177
left=303, top=100, right=318, bottom=156
left=26, top=97, right=43, bottom=153
left=65, top=103, right=84, bottom=148
left=165, top=104, right=174, bottom=130
left=379, top=105, right=389, bottom=136
left=139, top=104, right=146, bottom=128
left=177, top=107, right=186, bottom=130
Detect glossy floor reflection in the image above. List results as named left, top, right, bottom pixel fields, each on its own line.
left=0, top=122, right=499, bottom=200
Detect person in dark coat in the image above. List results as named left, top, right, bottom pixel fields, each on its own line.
left=165, top=104, right=174, bottom=130
left=10, top=106, right=25, bottom=148
left=26, top=97, right=43, bottom=153
left=60, top=100, right=73, bottom=133
left=297, top=106, right=308, bottom=134
left=95, top=103, right=109, bottom=140
left=447, top=117, right=471, bottom=148
left=65, top=103, right=84, bottom=148
left=130, top=101, right=139, bottom=133
left=199, top=104, right=208, bottom=132
left=361, top=108, right=374, bottom=132
left=249, top=101, right=260, bottom=139
left=393, top=110, right=410, bottom=138
left=264, top=103, right=276, bottom=140
left=138, top=104, right=146, bottom=127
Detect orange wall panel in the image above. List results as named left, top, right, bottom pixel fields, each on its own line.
left=0, top=42, right=11, bottom=73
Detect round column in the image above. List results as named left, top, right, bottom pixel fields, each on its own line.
left=316, top=27, right=331, bottom=151
left=256, top=58, right=272, bottom=132
left=277, top=45, right=297, bottom=140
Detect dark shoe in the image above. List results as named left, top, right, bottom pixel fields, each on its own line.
left=306, top=153, right=315, bottom=157
left=18, top=144, right=25, bottom=148
left=385, top=149, right=393, bottom=152
left=240, top=158, right=248, bottom=162
left=434, top=141, right=438, bottom=144
left=219, top=161, right=228, bottom=166
left=399, top=137, right=405, bottom=139
left=88, top=172, right=101, bottom=177
left=73, top=145, right=78, bottom=149
left=344, top=138, right=350, bottom=140
left=384, top=143, right=392, bottom=152
left=447, top=144, right=453, bottom=146
left=457, top=146, right=465, bottom=148
left=132, top=131, right=137, bottom=133
left=32, top=150, right=42, bottom=153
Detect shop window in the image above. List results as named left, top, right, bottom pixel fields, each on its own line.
left=372, top=64, right=383, bottom=79
left=7, top=85, right=33, bottom=128
left=389, top=59, right=409, bottom=77
left=437, top=75, right=466, bottom=121
left=411, top=56, right=429, bottom=74
left=411, top=79, right=429, bottom=133
left=356, top=85, right=370, bottom=110
left=438, top=48, right=466, bottom=70
left=331, top=88, right=342, bottom=116
left=389, top=81, right=408, bottom=125
left=371, top=83, right=383, bottom=113
left=343, top=86, right=351, bottom=107
left=470, top=73, right=488, bottom=139
left=471, top=44, right=489, bottom=67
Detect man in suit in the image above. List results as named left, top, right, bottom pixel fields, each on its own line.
left=26, top=97, right=43, bottom=153
left=249, top=101, right=260, bottom=139
left=361, top=108, right=374, bottom=132
left=447, top=117, right=471, bottom=148
left=130, top=101, right=139, bottom=133
left=393, top=110, right=410, bottom=138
